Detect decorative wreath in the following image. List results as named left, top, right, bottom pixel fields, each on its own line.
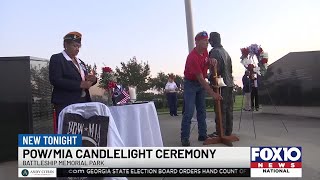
left=240, top=44, right=268, bottom=76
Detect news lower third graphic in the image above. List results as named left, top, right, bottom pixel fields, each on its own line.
left=251, top=146, right=302, bottom=177
left=56, top=168, right=250, bottom=177
left=18, top=134, right=302, bottom=178
left=21, top=169, right=29, bottom=176
left=18, top=134, right=82, bottom=147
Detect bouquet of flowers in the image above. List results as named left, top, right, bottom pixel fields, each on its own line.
left=240, top=44, right=268, bottom=76
left=98, top=67, right=117, bottom=90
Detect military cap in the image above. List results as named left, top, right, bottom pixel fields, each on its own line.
left=63, top=31, right=82, bottom=43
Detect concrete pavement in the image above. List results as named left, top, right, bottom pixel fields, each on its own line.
left=132, top=111, right=320, bottom=180
left=1, top=111, right=319, bottom=180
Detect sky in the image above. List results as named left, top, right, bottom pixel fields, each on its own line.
left=1, top=0, right=319, bottom=87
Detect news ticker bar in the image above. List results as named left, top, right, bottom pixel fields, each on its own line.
left=18, top=167, right=303, bottom=178
left=58, top=168, right=250, bottom=177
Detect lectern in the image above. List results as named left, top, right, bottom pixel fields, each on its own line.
left=0, top=56, right=53, bottom=162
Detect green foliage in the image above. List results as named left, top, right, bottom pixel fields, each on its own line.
left=234, top=84, right=243, bottom=95
left=155, top=95, right=244, bottom=113
left=149, top=73, right=184, bottom=94
left=137, top=92, right=161, bottom=101
left=85, top=63, right=97, bottom=75
left=174, top=75, right=183, bottom=89
left=115, top=56, right=151, bottom=94
left=148, top=72, right=168, bottom=94
left=233, top=95, right=244, bottom=111
left=137, top=92, right=166, bottom=109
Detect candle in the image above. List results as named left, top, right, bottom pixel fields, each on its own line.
left=128, top=86, right=137, bottom=101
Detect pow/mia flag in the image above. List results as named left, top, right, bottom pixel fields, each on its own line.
left=62, top=113, right=109, bottom=147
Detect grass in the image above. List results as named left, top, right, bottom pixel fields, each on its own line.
left=157, top=95, right=244, bottom=114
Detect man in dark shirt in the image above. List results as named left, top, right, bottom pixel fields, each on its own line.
left=208, top=32, right=234, bottom=137
left=251, top=74, right=259, bottom=111
left=242, top=71, right=251, bottom=111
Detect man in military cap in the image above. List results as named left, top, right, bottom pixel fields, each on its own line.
left=180, top=31, right=222, bottom=146
left=49, top=31, right=97, bottom=131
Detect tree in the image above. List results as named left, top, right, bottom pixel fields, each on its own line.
left=149, top=72, right=168, bottom=94
left=115, top=56, right=151, bottom=94
left=174, top=74, right=183, bottom=89
left=234, top=84, right=243, bottom=95
left=149, top=73, right=184, bottom=94
left=85, top=63, right=97, bottom=75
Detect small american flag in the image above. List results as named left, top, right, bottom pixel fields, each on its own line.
left=118, top=90, right=130, bottom=104
left=113, top=86, right=130, bottom=105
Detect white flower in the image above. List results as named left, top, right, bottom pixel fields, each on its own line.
left=261, top=52, right=268, bottom=59
left=240, top=58, right=253, bottom=67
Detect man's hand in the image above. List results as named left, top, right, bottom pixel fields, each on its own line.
left=85, top=74, right=97, bottom=83
left=80, top=81, right=93, bottom=89
left=211, top=92, right=223, bottom=101
left=208, top=58, right=218, bottom=67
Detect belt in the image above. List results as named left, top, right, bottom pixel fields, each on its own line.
left=184, top=78, right=198, bottom=83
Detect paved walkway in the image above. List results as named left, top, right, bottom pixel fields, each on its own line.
left=1, top=111, right=319, bottom=179
left=132, top=111, right=320, bottom=180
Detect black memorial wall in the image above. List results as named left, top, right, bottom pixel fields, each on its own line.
left=259, top=51, right=320, bottom=106
left=0, top=56, right=53, bottom=162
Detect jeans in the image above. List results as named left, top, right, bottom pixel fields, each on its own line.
left=181, top=79, right=207, bottom=140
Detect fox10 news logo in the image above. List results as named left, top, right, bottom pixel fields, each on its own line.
left=250, top=147, right=302, bottom=177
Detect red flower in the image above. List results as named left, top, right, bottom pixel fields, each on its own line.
left=102, top=67, right=112, bottom=73
left=261, top=58, right=268, bottom=64
left=107, top=81, right=117, bottom=89
left=247, top=64, right=254, bottom=71
left=258, top=47, right=263, bottom=54
left=241, top=48, right=249, bottom=57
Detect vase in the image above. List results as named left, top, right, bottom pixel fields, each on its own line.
left=104, top=89, right=113, bottom=106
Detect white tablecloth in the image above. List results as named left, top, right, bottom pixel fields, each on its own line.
left=57, top=102, right=127, bottom=180
left=109, top=102, right=163, bottom=147
left=57, top=102, right=125, bottom=148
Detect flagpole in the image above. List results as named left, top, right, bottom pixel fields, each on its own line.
left=184, top=0, right=195, bottom=52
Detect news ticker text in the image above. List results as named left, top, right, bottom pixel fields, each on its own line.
left=57, top=168, right=250, bottom=177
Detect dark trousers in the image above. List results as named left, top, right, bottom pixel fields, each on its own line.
left=54, top=104, right=69, bottom=129
left=166, top=92, right=177, bottom=115
left=215, top=87, right=234, bottom=136
left=251, top=87, right=259, bottom=109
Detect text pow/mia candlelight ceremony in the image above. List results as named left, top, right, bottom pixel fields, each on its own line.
left=17, top=134, right=302, bottom=178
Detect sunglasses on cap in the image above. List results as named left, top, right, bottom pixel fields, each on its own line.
left=200, top=31, right=208, bottom=36
left=195, top=31, right=208, bottom=41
